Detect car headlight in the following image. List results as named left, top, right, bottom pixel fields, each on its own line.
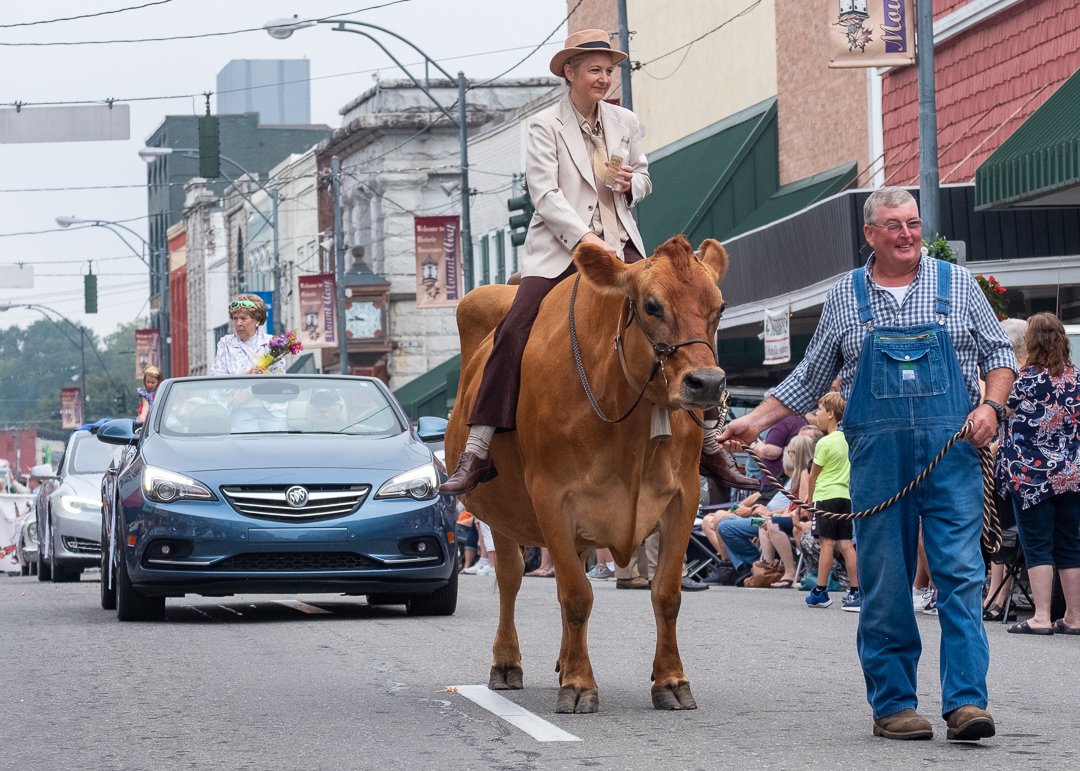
left=141, top=466, right=215, bottom=503
left=60, top=495, right=102, bottom=514
left=375, top=464, right=438, bottom=501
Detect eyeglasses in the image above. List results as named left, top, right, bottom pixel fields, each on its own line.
left=869, top=219, right=923, bottom=233
left=229, top=299, right=257, bottom=310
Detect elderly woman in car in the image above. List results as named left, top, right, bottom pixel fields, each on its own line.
left=211, top=294, right=285, bottom=375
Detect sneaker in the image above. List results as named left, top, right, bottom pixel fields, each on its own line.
left=463, top=559, right=490, bottom=575
left=474, top=563, right=496, bottom=576
left=918, top=588, right=938, bottom=615
left=842, top=588, right=862, bottom=612
left=586, top=564, right=615, bottom=580
left=805, top=587, right=832, bottom=608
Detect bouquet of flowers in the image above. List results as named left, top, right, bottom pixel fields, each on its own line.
left=256, top=330, right=304, bottom=372
left=974, top=274, right=1008, bottom=320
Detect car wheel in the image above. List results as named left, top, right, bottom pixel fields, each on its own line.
left=100, top=514, right=116, bottom=610
left=36, top=538, right=51, bottom=581
left=406, top=568, right=458, bottom=616
left=115, top=541, right=165, bottom=622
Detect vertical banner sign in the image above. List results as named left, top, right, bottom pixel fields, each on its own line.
left=134, top=328, right=161, bottom=380
left=828, top=0, right=915, bottom=69
left=60, top=388, right=83, bottom=429
left=414, top=216, right=463, bottom=309
left=763, top=307, right=791, bottom=366
left=297, top=274, right=337, bottom=349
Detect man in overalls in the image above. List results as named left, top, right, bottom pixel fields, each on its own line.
left=721, top=186, right=1016, bottom=741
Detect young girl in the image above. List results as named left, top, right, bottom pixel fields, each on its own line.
left=136, top=366, right=162, bottom=423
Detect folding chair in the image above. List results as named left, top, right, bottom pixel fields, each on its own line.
left=685, top=504, right=731, bottom=581
left=983, top=527, right=1035, bottom=624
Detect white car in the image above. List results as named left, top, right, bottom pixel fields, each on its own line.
left=36, top=428, right=113, bottom=582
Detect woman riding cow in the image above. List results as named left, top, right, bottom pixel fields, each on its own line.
left=440, top=29, right=753, bottom=495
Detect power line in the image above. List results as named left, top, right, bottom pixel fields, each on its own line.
left=0, top=0, right=174, bottom=29
left=469, top=0, right=581, bottom=89
left=635, top=0, right=761, bottom=74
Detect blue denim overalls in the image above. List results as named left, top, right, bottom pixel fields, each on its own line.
left=845, top=260, right=989, bottom=720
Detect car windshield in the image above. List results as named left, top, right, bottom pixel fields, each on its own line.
left=157, top=377, right=404, bottom=437
left=68, top=432, right=117, bottom=475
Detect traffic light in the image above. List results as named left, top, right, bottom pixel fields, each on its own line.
left=84, top=270, right=98, bottom=314
left=507, top=180, right=534, bottom=248
left=198, top=114, right=220, bottom=178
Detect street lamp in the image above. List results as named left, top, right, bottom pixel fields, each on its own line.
left=54, top=215, right=167, bottom=376
left=138, top=146, right=282, bottom=334
left=263, top=15, right=473, bottom=284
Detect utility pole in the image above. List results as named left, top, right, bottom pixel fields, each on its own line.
left=917, top=0, right=940, bottom=237
left=270, top=187, right=281, bottom=334
left=332, top=156, right=349, bottom=375
left=618, top=0, right=633, bottom=110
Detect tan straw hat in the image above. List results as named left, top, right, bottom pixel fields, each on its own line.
left=549, top=29, right=627, bottom=78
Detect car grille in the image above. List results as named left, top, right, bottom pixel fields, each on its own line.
left=220, top=484, right=370, bottom=521
left=214, top=552, right=379, bottom=571
left=61, top=536, right=100, bottom=555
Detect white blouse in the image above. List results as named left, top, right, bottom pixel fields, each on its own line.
left=210, top=331, right=287, bottom=375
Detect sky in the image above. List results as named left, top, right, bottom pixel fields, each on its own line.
left=0, top=0, right=571, bottom=340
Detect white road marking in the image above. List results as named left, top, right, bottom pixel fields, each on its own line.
left=275, top=600, right=332, bottom=614
left=449, top=685, right=582, bottom=742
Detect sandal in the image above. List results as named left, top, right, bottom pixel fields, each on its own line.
left=770, top=578, right=795, bottom=588
left=525, top=567, right=555, bottom=577
left=1007, top=619, right=1054, bottom=635
left=1052, top=618, right=1080, bottom=635
left=982, top=604, right=1017, bottom=622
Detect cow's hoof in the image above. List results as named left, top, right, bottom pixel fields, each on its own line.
left=488, top=663, right=524, bottom=690
left=651, top=682, right=697, bottom=710
left=555, top=685, right=599, bottom=713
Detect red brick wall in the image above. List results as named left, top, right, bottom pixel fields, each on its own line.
left=1, top=429, right=37, bottom=479
left=170, top=264, right=189, bottom=377
left=776, top=0, right=870, bottom=185
left=882, top=0, right=1080, bottom=186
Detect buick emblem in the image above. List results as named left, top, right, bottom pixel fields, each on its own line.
left=285, top=485, right=309, bottom=508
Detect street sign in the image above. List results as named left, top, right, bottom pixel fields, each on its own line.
left=0, top=104, right=130, bottom=143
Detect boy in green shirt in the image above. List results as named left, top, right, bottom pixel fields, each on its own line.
left=805, top=391, right=860, bottom=611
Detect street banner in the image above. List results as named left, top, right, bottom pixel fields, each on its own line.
left=135, top=328, right=161, bottom=380
left=828, top=0, right=915, bottom=69
left=763, top=307, right=791, bottom=366
left=60, top=387, right=82, bottom=429
left=414, top=216, right=463, bottom=309
left=297, top=274, right=337, bottom=349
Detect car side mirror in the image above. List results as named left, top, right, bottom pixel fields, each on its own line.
left=416, top=416, right=447, bottom=443
left=97, top=418, right=138, bottom=446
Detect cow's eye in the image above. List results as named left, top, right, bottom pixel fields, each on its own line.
left=643, top=298, right=663, bottom=318
left=718, top=301, right=726, bottom=318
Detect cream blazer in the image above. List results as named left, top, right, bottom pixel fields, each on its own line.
left=520, top=94, right=651, bottom=278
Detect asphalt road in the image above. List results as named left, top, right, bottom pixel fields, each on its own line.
left=3, top=569, right=1077, bottom=771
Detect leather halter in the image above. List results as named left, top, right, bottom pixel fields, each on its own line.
left=569, top=274, right=718, bottom=424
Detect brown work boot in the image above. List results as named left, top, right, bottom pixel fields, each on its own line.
left=872, top=709, right=934, bottom=740
left=699, top=448, right=758, bottom=490
left=945, top=705, right=995, bottom=741
left=615, top=576, right=650, bottom=590
left=438, top=451, right=497, bottom=496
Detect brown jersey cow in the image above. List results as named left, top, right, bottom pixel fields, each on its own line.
left=445, top=235, right=729, bottom=713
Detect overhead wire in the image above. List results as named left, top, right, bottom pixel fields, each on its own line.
left=0, top=1, right=174, bottom=29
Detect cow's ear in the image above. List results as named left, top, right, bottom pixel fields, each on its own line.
left=574, top=241, right=631, bottom=295
left=697, top=238, right=729, bottom=284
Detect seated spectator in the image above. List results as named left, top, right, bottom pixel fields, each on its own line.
left=747, top=410, right=806, bottom=493
left=455, top=506, right=479, bottom=573
left=758, top=434, right=817, bottom=587
left=717, top=478, right=801, bottom=585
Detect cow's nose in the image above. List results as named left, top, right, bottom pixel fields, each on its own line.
left=683, top=368, right=726, bottom=404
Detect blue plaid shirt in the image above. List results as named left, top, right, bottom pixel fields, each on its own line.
left=774, top=255, right=1017, bottom=414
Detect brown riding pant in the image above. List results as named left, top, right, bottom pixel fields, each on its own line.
left=470, top=244, right=643, bottom=430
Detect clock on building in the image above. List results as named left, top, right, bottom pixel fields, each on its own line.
left=345, top=299, right=383, bottom=339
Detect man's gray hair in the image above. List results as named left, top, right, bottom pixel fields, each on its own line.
left=999, top=317, right=1028, bottom=361
left=864, top=186, right=918, bottom=225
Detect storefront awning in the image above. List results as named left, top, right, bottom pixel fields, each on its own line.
left=976, top=67, right=1080, bottom=210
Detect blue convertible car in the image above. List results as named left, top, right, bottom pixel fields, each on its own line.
left=97, top=375, right=455, bottom=621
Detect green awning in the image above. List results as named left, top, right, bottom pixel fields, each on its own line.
left=393, top=354, right=460, bottom=421
left=728, top=162, right=856, bottom=237
left=637, top=99, right=778, bottom=250
left=976, top=67, right=1080, bottom=210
